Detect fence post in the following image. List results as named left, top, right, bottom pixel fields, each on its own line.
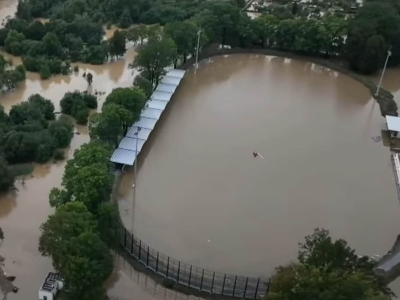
left=124, top=228, right=127, bottom=248
left=156, top=252, right=159, bottom=273
left=177, top=261, right=181, bottom=282
left=188, top=265, right=192, bottom=287
left=200, top=269, right=205, bottom=290
left=232, top=275, right=237, bottom=297
left=222, top=274, right=226, bottom=295
left=254, top=278, right=260, bottom=299
left=243, top=277, right=249, bottom=298
left=138, top=240, right=142, bottom=260
left=166, top=257, right=170, bottom=278
left=266, top=278, right=271, bottom=294
left=146, top=246, right=150, bottom=266
left=211, top=271, right=215, bottom=293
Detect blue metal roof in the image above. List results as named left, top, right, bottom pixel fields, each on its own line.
left=111, top=69, right=186, bottom=165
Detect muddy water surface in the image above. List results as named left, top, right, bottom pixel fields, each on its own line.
left=118, top=55, right=400, bottom=277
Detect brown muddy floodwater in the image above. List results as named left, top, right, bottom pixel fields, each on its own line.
left=0, top=35, right=181, bottom=299
left=118, top=54, right=400, bottom=278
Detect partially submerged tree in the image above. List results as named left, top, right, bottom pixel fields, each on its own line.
left=130, top=37, right=177, bottom=86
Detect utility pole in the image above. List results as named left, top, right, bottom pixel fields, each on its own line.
left=195, top=29, right=202, bottom=74
left=375, top=46, right=392, bottom=97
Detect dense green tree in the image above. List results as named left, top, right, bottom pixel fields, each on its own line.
left=16, top=0, right=32, bottom=20
left=2, top=130, right=55, bottom=163
left=104, top=87, right=147, bottom=124
left=298, top=228, right=374, bottom=272
left=275, top=19, right=301, bottom=50
left=42, top=32, right=64, bottom=57
left=133, top=75, right=152, bottom=98
left=192, top=1, right=241, bottom=46
left=26, top=20, right=46, bottom=40
left=267, top=228, right=391, bottom=300
left=131, top=37, right=177, bottom=85
left=164, top=21, right=204, bottom=64
left=39, top=202, right=97, bottom=270
left=267, top=265, right=388, bottom=300
left=253, top=15, right=279, bottom=47
left=50, top=141, right=113, bottom=208
left=119, top=8, right=132, bottom=29
left=4, top=30, right=26, bottom=55
left=108, top=30, right=126, bottom=58
left=48, top=115, right=74, bottom=148
left=60, top=90, right=97, bottom=124
left=0, top=156, right=14, bottom=192
left=89, top=103, right=133, bottom=145
left=97, top=202, right=119, bottom=246
left=126, top=24, right=148, bottom=45
left=63, top=231, right=113, bottom=300
left=9, top=102, right=45, bottom=126
left=347, top=2, right=400, bottom=73
left=39, top=64, right=51, bottom=79
left=28, top=94, right=55, bottom=121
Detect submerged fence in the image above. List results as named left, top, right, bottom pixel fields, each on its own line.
left=117, top=221, right=270, bottom=299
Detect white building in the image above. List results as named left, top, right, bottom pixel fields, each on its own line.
left=38, top=272, right=64, bottom=300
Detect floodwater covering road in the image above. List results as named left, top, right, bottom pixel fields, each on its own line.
left=118, top=54, right=400, bottom=278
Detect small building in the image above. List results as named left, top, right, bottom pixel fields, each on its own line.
left=38, top=272, right=64, bottom=300
left=386, top=115, right=400, bottom=138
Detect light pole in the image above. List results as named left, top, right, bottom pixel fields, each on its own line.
left=195, top=29, right=202, bottom=74
left=133, top=127, right=142, bottom=191
left=375, top=46, right=392, bottom=97
left=132, top=126, right=141, bottom=232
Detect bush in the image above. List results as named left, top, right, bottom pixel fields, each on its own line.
left=48, top=116, right=74, bottom=148
left=53, top=149, right=65, bottom=161
left=39, top=64, right=51, bottom=79
left=83, top=94, right=98, bottom=109
left=60, top=91, right=97, bottom=123
left=73, top=65, right=79, bottom=72
left=48, top=59, right=62, bottom=74
left=75, top=107, right=90, bottom=124
left=61, top=60, right=71, bottom=75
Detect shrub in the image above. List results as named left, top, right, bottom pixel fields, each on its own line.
left=53, top=149, right=65, bottom=161
left=39, top=64, right=51, bottom=79
left=83, top=94, right=98, bottom=109
left=73, top=65, right=79, bottom=72
left=75, top=107, right=90, bottom=124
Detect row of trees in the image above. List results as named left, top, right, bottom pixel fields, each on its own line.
left=0, top=16, right=128, bottom=77
left=9, top=0, right=400, bottom=74
left=266, top=228, right=391, bottom=300
left=0, top=94, right=74, bottom=192
left=40, top=141, right=118, bottom=299
left=40, top=82, right=150, bottom=298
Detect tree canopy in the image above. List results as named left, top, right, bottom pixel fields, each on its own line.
left=266, top=228, right=391, bottom=300
left=39, top=202, right=113, bottom=300
left=0, top=95, right=73, bottom=168
left=131, top=37, right=177, bottom=85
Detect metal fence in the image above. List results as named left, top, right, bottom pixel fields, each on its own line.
left=118, top=221, right=270, bottom=299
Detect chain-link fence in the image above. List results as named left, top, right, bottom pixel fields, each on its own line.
left=118, top=221, right=270, bottom=299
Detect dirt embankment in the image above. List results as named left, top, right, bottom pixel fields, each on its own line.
left=181, top=46, right=398, bottom=118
